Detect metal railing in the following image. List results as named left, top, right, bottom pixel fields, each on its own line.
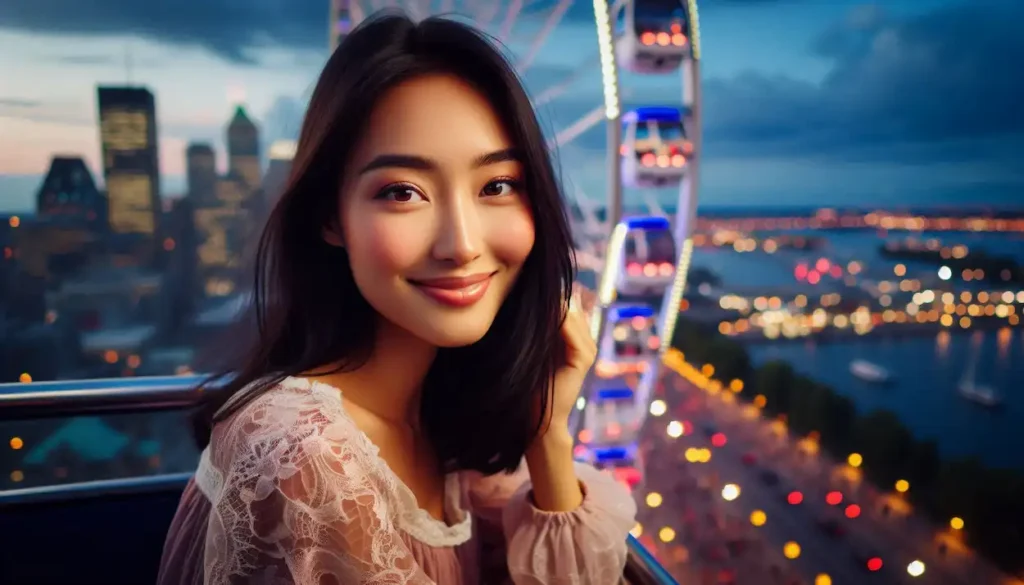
left=1, top=376, right=679, bottom=584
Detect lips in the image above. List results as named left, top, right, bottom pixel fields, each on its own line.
left=408, top=272, right=496, bottom=308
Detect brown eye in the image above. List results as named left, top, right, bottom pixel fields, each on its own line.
left=481, top=179, right=519, bottom=197
left=375, top=184, right=425, bottom=203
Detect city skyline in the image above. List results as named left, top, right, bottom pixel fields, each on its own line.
left=0, top=0, right=1021, bottom=213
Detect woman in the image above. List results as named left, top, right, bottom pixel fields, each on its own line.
left=158, top=12, right=637, bottom=585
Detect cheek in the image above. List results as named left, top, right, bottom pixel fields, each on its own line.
left=487, top=209, right=535, bottom=266
left=346, top=216, right=426, bottom=278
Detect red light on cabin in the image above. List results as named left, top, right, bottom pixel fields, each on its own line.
left=845, top=504, right=862, bottom=518
left=866, top=557, right=883, bottom=571
left=711, top=433, right=727, bottom=447
left=787, top=491, right=804, bottom=505
left=826, top=491, right=843, bottom=506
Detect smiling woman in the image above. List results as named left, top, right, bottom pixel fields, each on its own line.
left=154, top=11, right=636, bottom=585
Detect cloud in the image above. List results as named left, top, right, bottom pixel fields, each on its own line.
left=0, top=98, right=42, bottom=108
left=0, top=0, right=328, bottom=63
left=697, top=3, right=1024, bottom=162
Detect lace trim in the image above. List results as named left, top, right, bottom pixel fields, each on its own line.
left=198, top=376, right=472, bottom=548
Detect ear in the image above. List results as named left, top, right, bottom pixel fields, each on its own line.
left=322, top=225, right=345, bottom=248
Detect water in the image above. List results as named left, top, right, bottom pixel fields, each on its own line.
left=690, top=230, right=1024, bottom=470
left=749, top=330, right=1024, bottom=470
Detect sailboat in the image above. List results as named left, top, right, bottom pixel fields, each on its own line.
left=958, top=337, right=1002, bottom=408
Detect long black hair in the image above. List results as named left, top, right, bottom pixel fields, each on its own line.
left=194, top=12, right=575, bottom=475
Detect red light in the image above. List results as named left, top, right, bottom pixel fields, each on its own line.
left=787, top=491, right=804, bottom=505
left=826, top=491, right=843, bottom=506
left=816, top=258, right=830, bottom=272
left=641, top=152, right=657, bottom=167
left=830, top=265, right=843, bottom=278
left=867, top=557, right=883, bottom=571
left=845, top=504, right=861, bottom=518
left=795, top=263, right=808, bottom=280
left=807, top=271, right=821, bottom=285
left=711, top=432, right=727, bottom=447
left=640, top=32, right=656, bottom=45
left=682, top=420, right=693, bottom=435
left=627, top=262, right=642, bottom=276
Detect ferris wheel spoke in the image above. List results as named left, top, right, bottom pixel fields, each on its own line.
left=496, top=0, right=525, bottom=42
left=516, top=0, right=574, bottom=73
left=548, top=104, right=605, bottom=150
left=532, top=54, right=601, bottom=107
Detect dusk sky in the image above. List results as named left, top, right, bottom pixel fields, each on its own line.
left=0, top=0, right=1020, bottom=213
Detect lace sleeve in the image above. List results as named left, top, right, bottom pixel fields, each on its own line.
left=202, top=385, right=435, bottom=585
left=464, top=461, right=637, bottom=585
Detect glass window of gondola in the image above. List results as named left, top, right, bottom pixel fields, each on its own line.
left=634, top=122, right=652, bottom=141
left=633, top=0, right=689, bottom=36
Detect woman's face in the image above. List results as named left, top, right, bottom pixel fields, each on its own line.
left=335, top=74, right=536, bottom=347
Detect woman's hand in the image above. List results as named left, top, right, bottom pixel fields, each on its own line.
left=537, top=288, right=598, bottom=441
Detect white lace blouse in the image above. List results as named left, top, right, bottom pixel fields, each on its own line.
left=156, top=377, right=638, bottom=585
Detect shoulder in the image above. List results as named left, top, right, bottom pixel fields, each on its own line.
left=208, top=377, right=369, bottom=475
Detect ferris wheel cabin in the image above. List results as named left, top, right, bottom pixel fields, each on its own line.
left=600, top=304, right=660, bottom=365
left=615, top=216, right=677, bottom=296
left=621, top=107, right=693, bottom=188
left=614, top=0, right=691, bottom=74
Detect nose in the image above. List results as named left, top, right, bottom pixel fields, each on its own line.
left=431, top=195, right=482, bottom=266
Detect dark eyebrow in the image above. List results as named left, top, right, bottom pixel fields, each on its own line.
left=358, top=148, right=522, bottom=175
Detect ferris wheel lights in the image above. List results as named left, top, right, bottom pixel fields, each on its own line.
left=672, top=34, right=687, bottom=47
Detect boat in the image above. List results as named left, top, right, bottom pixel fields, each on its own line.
left=849, top=359, right=892, bottom=384
left=958, top=338, right=1002, bottom=408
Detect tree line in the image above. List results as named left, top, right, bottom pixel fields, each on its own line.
left=670, top=318, right=1024, bottom=574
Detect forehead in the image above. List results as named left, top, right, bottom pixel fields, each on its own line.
left=352, top=74, right=514, bottom=165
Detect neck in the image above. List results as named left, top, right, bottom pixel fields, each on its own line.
left=314, top=318, right=437, bottom=427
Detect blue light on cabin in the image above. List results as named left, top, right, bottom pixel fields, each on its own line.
left=597, top=387, right=635, bottom=401
left=611, top=305, right=654, bottom=320
left=635, top=107, right=680, bottom=122
left=625, top=216, right=671, bottom=230
left=594, top=447, right=630, bottom=461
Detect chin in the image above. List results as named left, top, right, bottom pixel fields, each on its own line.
left=413, top=316, right=495, bottom=348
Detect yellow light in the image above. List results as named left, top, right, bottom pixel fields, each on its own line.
left=9, top=437, right=23, bottom=450
left=721, top=483, right=741, bottom=501
left=950, top=517, right=964, bottom=530
left=907, top=560, right=925, bottom=577
left=895, top=479, right=910, bottom=493
left=814, top=575, right=832, bottom=585
left=646, top=492, right=663, bottom=508
left=10, top=470, right=24, bottom=482
left=847, top=453, right=863, bottom=468
left=684, top=447, right=700, bottom=462
left=18, top=372, right=32, bottom=383
left=649, top=399, right=667, bottom=416
left=729, top=379, right=744, bottom=392
left=658, top=527, right=676, bottom=543
left=630, top=522, right=643, bottom=537
left=749, top=510, right=766, bottom=526
left=666, top=420, right=684, bottom=438
left=783, top=541, right=801, bottom=559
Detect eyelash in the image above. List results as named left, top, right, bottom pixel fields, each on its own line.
left=373, top=177, right=523, bottom=202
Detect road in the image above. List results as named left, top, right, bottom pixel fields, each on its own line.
left=660, top=373, right=1016, bottom=585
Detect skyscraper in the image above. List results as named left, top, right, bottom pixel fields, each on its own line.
left=226, top=106, right=261, bottom=191
left=262, top=140, right=296, bottom=208
left=97, top=86, right=161, bottom=265
left=185, top=143, right=217, bottom=207
left=35, top=156, right=106, bottom=232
